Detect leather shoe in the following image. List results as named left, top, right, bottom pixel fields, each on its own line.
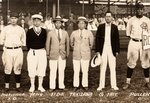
left=144, top=83, right=150, bottom=89
left=123, top=83, right=130, bottom=90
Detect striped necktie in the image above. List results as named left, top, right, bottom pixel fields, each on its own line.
left=58, top=29, right=61, bottom=42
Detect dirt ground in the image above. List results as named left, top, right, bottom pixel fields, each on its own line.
left=0, top=50, right=149, bottom=103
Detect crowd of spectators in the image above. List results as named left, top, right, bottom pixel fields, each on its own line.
left=0, top=12, right=132, bottom=35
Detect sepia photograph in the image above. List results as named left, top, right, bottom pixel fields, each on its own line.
left=0, top=0, right=150, bottom=102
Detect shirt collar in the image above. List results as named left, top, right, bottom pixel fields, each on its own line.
left=105, top=23, right=111, bottom=26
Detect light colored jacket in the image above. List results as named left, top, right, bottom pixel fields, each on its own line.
left=46, top=29, right=69, bottom=60
left=70, top=29, right=94, bottom=60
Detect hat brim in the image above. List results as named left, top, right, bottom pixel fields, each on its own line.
left=91, top=54, right=102, bottom=67
left=32, top=18, right=42, bottom=21
left=53, top=19, right=64, bottom=23
left=77, top=19, right=88, bottom=23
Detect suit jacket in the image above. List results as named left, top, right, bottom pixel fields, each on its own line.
left=70, top=29, right=94, bottom=60
left=95, top=23, right=120, bottom=56
left=46, top=29, right=69, bottom=60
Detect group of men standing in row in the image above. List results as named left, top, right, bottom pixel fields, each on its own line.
left=0, top=2, right=150, bottom=93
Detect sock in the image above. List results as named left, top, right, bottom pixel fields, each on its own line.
left=15, top=75, right=21, bottom=88
left=5, top=83, right=9, bottom=89
left=127, top=67, right=134, bottom=78
left=126, top=78, right=131, bottom=84
left=126, top=67, right=134, bottom=84
left=5, top=74, right=10, bottom=83
left=144, top=68, right=149, bottom=83
left=5, top=74, right=10, bottom=88
left=30, top=77, right=35, bottom=88
left=38, top=76, right=44, bottom=88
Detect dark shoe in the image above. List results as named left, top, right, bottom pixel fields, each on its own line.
left=123, top=83, right=130, bottom=90
left=73, top=87, right=80, bottom=92
left=144, top=83, right=150, bottom=89
left=15, top=88, right=23, bottom=92
left=82, top=87, right=88, bottom=91
left=59, top=88, right=68, bottom=91
left=49, top=89, right=55, bottom=92
left=4, top=88, right=10, bottom=92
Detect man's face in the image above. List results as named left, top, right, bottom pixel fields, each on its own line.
left=10, top=17, right=18, bottom=25
left=136, top=8, right=144, bottom=17
left=78, top=20, right=86, bottom=30
left=55, top=21, right=62, bottom=29
left=33, top=18, right=41, bottom=27
left=105, top=15, right=112, bottom=24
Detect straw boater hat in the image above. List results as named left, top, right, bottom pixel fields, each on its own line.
left=77, top=16, right=88, bottom=23
left=53, top=16, right=64, bottom=23
left=91, top=53, right=102, bottom=67
left=31, top=14, right=43, bottom=21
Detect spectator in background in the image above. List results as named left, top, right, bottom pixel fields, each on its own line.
left=44, top=15, right=55, bottom=31
left=18, top=18, right=29, bottom=32
left=92, top=14, right=99, bottom=27
left=0, top=20, right=5, bottom=33
left=87, top=19, right=97, bottom=31
left=65, top=16, right=77, bottom=36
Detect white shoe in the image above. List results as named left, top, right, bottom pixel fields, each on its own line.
left=112, top=87, right=119, bottom=90
left=97, top=87, right=103, bottom=91
left=38, top=87, right=46, bottom=92
left=29, top=86, right=35, bottom=93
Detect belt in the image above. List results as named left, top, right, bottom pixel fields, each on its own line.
left=5, top=46, right=21, bottom=49
left=131, top=38, right=142, bottom=42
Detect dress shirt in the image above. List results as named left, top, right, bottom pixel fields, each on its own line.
left=104, top=23, right=111, bottom=46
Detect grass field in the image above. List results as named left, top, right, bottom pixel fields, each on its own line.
left=0, top=50, right=149, bottom=103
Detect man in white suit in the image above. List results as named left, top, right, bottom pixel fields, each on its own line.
left=46, top=16, right=69, bottom=91
left=70, top=16, right=94, bottom=91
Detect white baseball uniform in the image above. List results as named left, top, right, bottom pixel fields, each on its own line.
left=126, top=16, right=150, bottom=69
left=0, top=25, right=26, bottom=74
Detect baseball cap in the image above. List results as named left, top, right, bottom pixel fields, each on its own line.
left=10, top=12, right=18, bottom=18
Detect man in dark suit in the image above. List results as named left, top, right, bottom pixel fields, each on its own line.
left=95, top=11, right=120, bottom=91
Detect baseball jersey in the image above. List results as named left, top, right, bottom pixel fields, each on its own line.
left=0, top=25, right=26, bottom=47
left=126, top=16, right=150, bottom=40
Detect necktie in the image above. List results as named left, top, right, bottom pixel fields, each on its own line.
left=80, top=30, right=83, bottom=39
left=58, top=29, right=61, bottom=42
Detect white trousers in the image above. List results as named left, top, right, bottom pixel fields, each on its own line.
left=49, top=56, right=66, bottom=89
left=99, top=45, right=117, bottom=88
left=73, top=59, right=89, bottom=87
left=127, top=39, right=150, bottom=69
left=2, top=48, right=23, bottom=74
left=27, top=49, right=47, bottom=78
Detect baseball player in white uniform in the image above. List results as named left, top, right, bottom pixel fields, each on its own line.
left=0, top=12, right=26, bottom=92
left=26, top=14, right=47, bottom=92
left=123, top=3, right=150, bottom=89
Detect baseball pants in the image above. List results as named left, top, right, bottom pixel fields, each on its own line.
left=127, top=39, right=150, bottom=69
left=73, top=59, right=89, bottom=87
left=27, top=48, right=47, bottom=78
left=49, top=56, right=66, bottom=89
left=99, top=45, right=117, bottom=88
left=2, top=47, right=23, bottom=74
